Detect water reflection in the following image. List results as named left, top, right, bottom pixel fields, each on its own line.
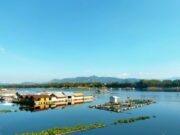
left=1, top=89, right=180, bottom=135
left=0, top=102, right=13, bottom=106
left=19, top=102, right=84, bottom=112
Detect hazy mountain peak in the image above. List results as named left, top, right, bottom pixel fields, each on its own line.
left=49, top=76, right=139, bottom=83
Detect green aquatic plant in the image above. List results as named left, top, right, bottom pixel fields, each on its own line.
left=17, top=123, right=106, bottom=135
left=0, top=110, right=17, bottom=113
left=17, top=116, right=155, bottom=135
left=113, top=116, right=151, bottom=125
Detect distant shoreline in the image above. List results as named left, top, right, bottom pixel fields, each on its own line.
left=1, top=79, right=180, bottom=92
left=1, top=86, right=180, bottom=92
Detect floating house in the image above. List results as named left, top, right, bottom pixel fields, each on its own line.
left=50, top=92, right=67, bottom=106
left=110, top=96, right=119, bottom=103
left=50, top=92, right=67, bottom=102
left=17, top=92, right=94, bottom=106
left=73, top=93, right=85, bottom=104
left=18, top=94, right=50, bottom=105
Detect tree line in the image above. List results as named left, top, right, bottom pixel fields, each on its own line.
left=0, top=80, right=180, bottom=91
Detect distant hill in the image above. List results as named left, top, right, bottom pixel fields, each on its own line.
left=21, top=82, right=38, bottom=85
left=49, top=76, right=139, bottom=83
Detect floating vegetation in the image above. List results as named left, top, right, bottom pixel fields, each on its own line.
left=17, top=123, right=106, bottom=135
left=0, top=110, right=17, bottom=113
left=18, top=115, right=156, bottom=135
left=113, top=116, right=151, bottom=125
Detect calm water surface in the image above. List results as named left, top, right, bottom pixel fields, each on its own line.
left=0, top=88, right=180, bottom=135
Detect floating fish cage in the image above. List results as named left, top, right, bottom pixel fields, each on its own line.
left=89, top=99, right=156, bottom=113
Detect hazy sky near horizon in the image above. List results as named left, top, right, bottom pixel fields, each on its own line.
left=0, top=0, right=180, bottom=83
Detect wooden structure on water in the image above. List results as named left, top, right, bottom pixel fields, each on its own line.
left=89, top=98, right=156, bottom=113
left=16, top=92, right=95, bottom=106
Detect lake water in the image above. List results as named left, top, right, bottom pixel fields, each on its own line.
left=0, top=88, right=180, bottom=135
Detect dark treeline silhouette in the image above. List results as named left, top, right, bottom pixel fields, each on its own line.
left=0, top=80, right=180, bottom=91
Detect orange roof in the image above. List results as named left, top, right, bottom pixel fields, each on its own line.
left=20, top=94, right=50, bottom=99
left=73, top=93, right=84, bottom=97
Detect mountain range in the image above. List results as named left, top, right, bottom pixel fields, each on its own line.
left=2, top=76, right=180, bottom=85
left=49, top=76, right=140, bottom=83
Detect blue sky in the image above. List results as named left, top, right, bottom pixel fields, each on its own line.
left=0, top=0, right=180, bottom=83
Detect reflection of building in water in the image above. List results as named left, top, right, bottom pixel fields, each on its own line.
left=19, top=102, right=84, bottom=112
left=17, top=92, right=94, bottom=106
